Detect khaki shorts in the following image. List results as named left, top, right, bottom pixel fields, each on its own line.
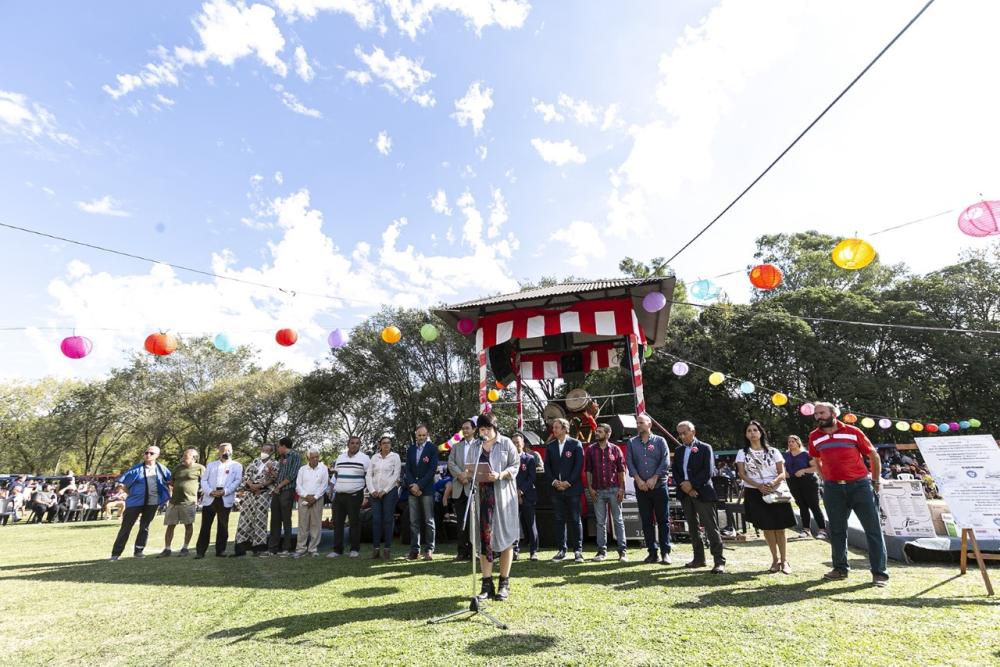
left=164, top=503, right=197, bottom=526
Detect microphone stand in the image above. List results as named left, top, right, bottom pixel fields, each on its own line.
left=427, top=440, right=507, bottom=630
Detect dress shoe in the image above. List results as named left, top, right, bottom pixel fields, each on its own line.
left=642, top=553, right=658, bottom=564
left=711, top=563, right=726, bottom=574
left=684, top=560, right=707, bottom=569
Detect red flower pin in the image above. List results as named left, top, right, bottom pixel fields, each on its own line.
left=646, top=444, right=654, bottom=452
left=564, top=451, right=572, bottom=458
left=520, top=464, right=527, bottom=471
left=691, top=446, right=699, bottom=454
left=421, top=456, right=429, bottom=463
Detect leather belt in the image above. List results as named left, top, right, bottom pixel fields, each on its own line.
left=831, top=475, right=870, bottom=485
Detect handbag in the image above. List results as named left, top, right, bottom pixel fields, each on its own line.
left=762, top=480, right=792, bottom=504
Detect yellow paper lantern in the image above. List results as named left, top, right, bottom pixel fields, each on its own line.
left=487, top=388, right=500, bottom=402
left=381, top=325, right=402, bottom=344
left=708, top=372, right=725, bottom=386
left=910, top=422, right=924, bottom=432
left=832, top=238, right=876, bottom=270
left=860, top=417, right=875, bottom=428
left=771, top=392, right=788, bottom=406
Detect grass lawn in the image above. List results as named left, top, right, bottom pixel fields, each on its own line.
left=0, top=519, right=997, bottom=666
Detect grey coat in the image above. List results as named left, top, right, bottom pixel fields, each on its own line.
left=471, top=435, right=521, bottom=553
left=447, top=438, right=476, bottom=499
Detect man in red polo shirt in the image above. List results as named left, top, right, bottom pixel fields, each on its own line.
left=808, top=402, right=888, bottom=587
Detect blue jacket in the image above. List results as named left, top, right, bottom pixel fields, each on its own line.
left=672, top=440, right=718, bottom=502
left=118, top=461, right=171, bottom=508
left=544, top=437, right=584, bottom=495
left=404, top=442, right=438, bottom=493
left=516, top=452, right=538, bottom=504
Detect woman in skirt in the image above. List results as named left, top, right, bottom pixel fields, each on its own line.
left=736, top=420, right=796, bottom=573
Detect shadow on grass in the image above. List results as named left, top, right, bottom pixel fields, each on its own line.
left=466, top=633, right=558, bottom=657
left=342, top=585, right=400, bottom=598
left=207, top=595, right=466, bottom=644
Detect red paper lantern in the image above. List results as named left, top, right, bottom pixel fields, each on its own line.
left=144, top=333, right=177, bottom=356
left=924, top=423, right=939, bottom=433
left=275, top=328, right=298, bottom=347
left=749, top=264, right=783, bottom=290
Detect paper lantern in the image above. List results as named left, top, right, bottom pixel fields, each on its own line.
left=749, top=263, right=783, bottom=290
left=487, top=389, right=500, bottom=402
left=860, top=417, right=875, bottom=428
left=275, top=329, right=298, bottom=347
left=213, top=333, right=234, bottom=353
left=924, top=423, right=939, bottom=433
left=60, top=336, right=93, bottom=359
left=739, top=381, right=755, bottom=395
left=832, top=238, right=876, bottom=270
left=771, top=392, right=788, bottom=406
left=483, top=401, right=492, bottom=413
left=642, top=291, right=667, bottom=313
left=689, top=279, right=720, bottom=301
left=381, top=326, right=401, bottom=344
left=895, top=420, right=909, bottom=432
left=456, top=318, right=475, bottom=335
left=144, top=333, right=177, bottom=356
left=419, top=324, right=439, bottom=342
left=969, top=418, right=981, bottom=428
left=328, top=329, right=347, bottom=349
left=948, top=421, right=960, bottom=431
left=876, top=418, right=891, bottom=429
left=799, top=403, right=815, bottom=416
left=957, top=200, right=1000, bottom=237
left=495, top=381, right=505, bottom=389
left=708, top=371, right=725, bottom=386
left=958, top=420, right=970, bottom=430
left=643, top=345, right=654, bottom=359
left=842, top=413, right=857, bottom=424
left=911, top=422, right=924, bottom=432
left=938, top=423, right=950, bottom=432
left=672, top=361, right=689, bottom=377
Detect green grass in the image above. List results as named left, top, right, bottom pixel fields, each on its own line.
left=0, top=520, right=997, bottom=666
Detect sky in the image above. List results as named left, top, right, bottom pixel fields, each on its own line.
left=2, top=0, right=999, bottom=380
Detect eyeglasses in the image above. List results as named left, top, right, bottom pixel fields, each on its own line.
left=144, top=451, right=156, bottom=456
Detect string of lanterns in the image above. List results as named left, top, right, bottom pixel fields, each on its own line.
left=664, top=353, right=983, bottom=435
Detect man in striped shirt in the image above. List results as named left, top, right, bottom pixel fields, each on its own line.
left=328, top=436, right=370, bottom=558
left=265, top=437, right=301, bottom=556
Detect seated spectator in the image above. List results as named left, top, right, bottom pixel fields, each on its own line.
left=104, top=484, right=127, bottom=519
left=30, top=484, right=59, bottom=523
left=58, top=485, right=82, bottom=522
left=0, top=486, right=12, bottom=526
left=81, top=484, right=101, bottom=521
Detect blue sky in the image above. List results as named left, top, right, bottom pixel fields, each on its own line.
left=2, top=1, right=999, bottom=378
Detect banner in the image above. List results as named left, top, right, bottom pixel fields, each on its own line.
left=877, top=479, right=935, bottom=537
left=914, top=434, right=1000, bottom=538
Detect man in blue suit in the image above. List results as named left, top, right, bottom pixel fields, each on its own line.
left=544, top=418, right=584, bottom=563
left=674, top=421, right=726, bottom=574
left=404, top=424, right=439, bottom=560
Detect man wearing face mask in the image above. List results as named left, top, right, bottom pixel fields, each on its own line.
left=195, top=443, right=244, bottom=559
left=233, top=443, right=278, bottom=557
left=328, top=436, right=371, bottom=558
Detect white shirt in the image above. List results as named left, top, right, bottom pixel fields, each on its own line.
left=296, top=462, right=330, bottom=498
left=366, top=451, right=401, bottom=495
left=557, top=437, right=566, bottom=458
left=735, top=447, right=781, bottom=488
left=215, top=460, right=231, bottom=489
left=200, top=459, right=244, bottom=507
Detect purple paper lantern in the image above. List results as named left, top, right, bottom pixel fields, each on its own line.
left=327, top=328, right=346, bottom=349
left=60, top=336, right=93, bottom=359
left=457, top=318, right=476, bottom=335
left=642, top=291, right=667, bottom=313
left=948, top=421, right=960, bottom=431
left=957, top=200, right=1000, bottom=237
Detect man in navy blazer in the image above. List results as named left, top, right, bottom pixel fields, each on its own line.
left=674, top=421, right=726, bottom=573
left=544, top=418, right=584, bottom=563
left=404, top=424, right=439, bottom=560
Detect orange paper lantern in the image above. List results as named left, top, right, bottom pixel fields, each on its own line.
left=275, top=329, right=298, bottom=346
left=144, top=332, right=178, bottom=356
left=842, top=413, right=858, bottom=424
left=749, top=264, right=783, bottom=290
left=381, top=326, right=402, bottom=344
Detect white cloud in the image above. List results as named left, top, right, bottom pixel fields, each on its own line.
left=0, top=90, right=78, bottom=146
left=383, top=0, right=531, bottom=39
left=430, top=189, right=452, bottom=216
left=347, top=46, right=436, bottom=107
left=375, top=130, right=392, bottom=155
left=557, top=93, right=598, bottom=125
left=487, top=188, right=507, bottom=239
left=530, top=138, right=586, bottom=166
left=155, top=93, right=176, bottom=106
left=42, top=186, right=56, bottom=196
left=274, top=171, right=284, bottom=184
left=451, top=81, right=493, bottom=135
left=276, top=0, right=377, bottom=26
left=293, top=45, right=315, bottom=82
left=277, top=88, right=322, bottom=117
left=76, top=196, right=131, bottom=217
left=476, top=144, right=488, bottom=161
left=550, top=220, right=606, bottom=266
left=532, top=98, right=563, bottom=123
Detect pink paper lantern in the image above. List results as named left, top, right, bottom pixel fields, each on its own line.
left=799, top=403, right=815, bottom=416
left=60, top=336, right=93, bottom=359
left=957, top=200, right=1000, bottom=237
left=457, top=318, right=476, bottom=335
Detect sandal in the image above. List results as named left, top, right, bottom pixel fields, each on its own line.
left=769, top=562, right=781, bottom=573
left=780, top=561, right=792, bottom=575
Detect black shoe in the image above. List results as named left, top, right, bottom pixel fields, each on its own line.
left=529, top=552, right=538, bottom=561
left=193, top=553, right=205, bottom=560
left=512, top=552, right=519, bottom=561
left=684, top=560, right=707, bottom=569
left=593, top=551, right=607, bottom=562
left=476, top=577, right=495, bottom=601
left=230, top=553, right=246, bottom=558
left=156, top=549, right=172, bottom=559
left=109, top=556, right=119, bottom=562
left=178, top=547, right=190, bottom=557
left=214, top=552, right=228, bottom=558
left=133, top=552, right=145, bottom=559
left=551, top=550, right=566, bottom=562
left=495, top=576, right=510, bottom=601
left=642, top=553, right=658, bottom=564
left=711, top=563, right=726, bottom=574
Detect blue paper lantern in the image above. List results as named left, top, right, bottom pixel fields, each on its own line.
left=213, top=333, right=234, bottom=353
left=959, top=420, right=970, bottom=429
left=689, top=279, right=721, bottom=301
left=938, top=423, right=950, bottom=432
left=739, top=381, right=755, bottom=394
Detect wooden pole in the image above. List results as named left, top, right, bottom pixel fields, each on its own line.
left=959, top=528, right=996, bottom=596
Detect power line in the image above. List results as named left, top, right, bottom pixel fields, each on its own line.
left=664, top=0, right=938, bottom=266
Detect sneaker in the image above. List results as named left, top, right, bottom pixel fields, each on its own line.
left=348, top=551, right=360, bottom=558
left=797, top=530, right=810, bottom=538
left=193, top=553, right=205, bottom=560
left=133, top=552, right=145, bottom=559
left=290, top=552, right=304, bottom=559
left=711, top=563, right=726, bottom=574
left=177, top=547, right=190, bottom=557
left=574, top=551, right=584, bottom=563
left=529, top=552, right=538, bottom=561
left=721, top=528, right=736, bottom=537
left=276, top=550, right=291, bottom=557
left=156, top=549, right=172, bottom=558
left=618, top=551, right=628, bottom=562
left=258, top=551, right=274, bottom=558
left=109, top=556, right=119, bottom=562
left=642, top=553, right=658, bottom=564
left=817, top=530, right=828, bottom=539
left=326, top=551, right=341, bottom=558
left=592, top=551, right=606, bottom=562
left=872, top=573, right=889, bottom=588
left=310, top=552, right=320, bottom=558
left=660, top=552, right=672, bottom=565
left=551, top=550, right=566, bottom=562
left=407, top=552, right=419, bottom=561
left=684, top=560, right=707, bottom=569
left=823, top=568, right=848, bottom=580
left=423, top=552, right=433, bottom=561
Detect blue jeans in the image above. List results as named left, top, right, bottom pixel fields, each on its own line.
left=593, top=488, right=626, bottom=553
left=823, top=479, right=887, bottom=577
left=408, top=492, right=435, bottom=554
left=371, top=488, right=398, bottom=549
left=552, top=491, right=582, bottom=553
left=636, top=484, right=671, bottom=555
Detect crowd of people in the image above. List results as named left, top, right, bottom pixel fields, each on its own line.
left=0, top=475, right=125, bottom=526
left=3, top=400, right=894, bottom=598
